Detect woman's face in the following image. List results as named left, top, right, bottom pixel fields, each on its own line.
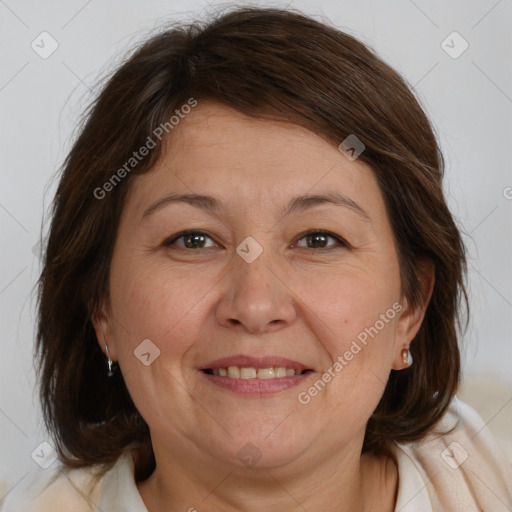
left=95, top=101, right=427, bottom=472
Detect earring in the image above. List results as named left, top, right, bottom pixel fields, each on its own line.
left=401, top=347, right=413, bottom=368
left=105, top=344, right=114, bottom=377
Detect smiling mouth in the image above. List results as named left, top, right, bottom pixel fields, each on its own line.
left=202, top=367, right=313, bottom=379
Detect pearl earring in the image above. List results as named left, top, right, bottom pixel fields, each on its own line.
left=401, top=347, right=413, bottom=367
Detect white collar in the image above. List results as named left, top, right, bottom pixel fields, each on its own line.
left=392, top=441, right=434, bottom=511
left=97, top=449, right=148, bottom=511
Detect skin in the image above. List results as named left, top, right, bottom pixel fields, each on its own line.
left=93, top=101, right=434, bottom=512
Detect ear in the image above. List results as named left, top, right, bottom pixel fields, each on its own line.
left=90, top=302, right=117, bottom=361
left=391, top=260, right=435, bottom=370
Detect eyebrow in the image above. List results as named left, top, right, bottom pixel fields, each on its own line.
left=141, top=191, right=370, bottom=221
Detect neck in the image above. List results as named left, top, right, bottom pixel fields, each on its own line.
left=136, top=438, right=398, bottom=512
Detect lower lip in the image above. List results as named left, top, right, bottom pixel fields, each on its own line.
left=200, top=370, right=313, bottom=395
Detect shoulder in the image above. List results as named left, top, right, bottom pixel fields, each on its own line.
left=0, top=464, right=103, bottom=512
left=0, top=447, right=146, bottom=512
left=393, top=396, right=512, bottom=511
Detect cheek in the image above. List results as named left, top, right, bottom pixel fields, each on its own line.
left=107, top=262, right=214, bottom=430
left=299, top=264, right=399, bottom=350
left=109, top=258, right=212, bottom=363
left=295, top=267, right=399, bottom=415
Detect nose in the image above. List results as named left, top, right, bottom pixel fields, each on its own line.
left=215, top=247, right=297, bottom=334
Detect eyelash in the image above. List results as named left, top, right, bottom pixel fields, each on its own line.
left=162, top=229, right=348, bottom=251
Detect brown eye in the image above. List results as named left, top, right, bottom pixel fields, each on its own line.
left=164, top=231, right=217, bottom=249
left=295, top=230, right=347, bottom=249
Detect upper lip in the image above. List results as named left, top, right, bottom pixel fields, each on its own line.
left=200, top=355, right=312, bottom=371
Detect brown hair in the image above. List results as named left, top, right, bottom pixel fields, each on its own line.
left=35, top=6, right=468, bottom=481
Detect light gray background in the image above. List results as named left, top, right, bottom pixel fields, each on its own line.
left=1, top=0, right=511, bottom=498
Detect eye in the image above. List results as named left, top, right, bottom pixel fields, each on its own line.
left=163, top=229, right=348, bottom=251
left=294, top=230, right=348, bottom=250
left=163, top=230, right=218, bottom=249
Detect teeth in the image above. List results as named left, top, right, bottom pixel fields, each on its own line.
left=276, top=367, right=287, bottom=377
left=208, top=366, right=306, bottom=379
left=257, top=367, right=274, bottom=379
left=228, top=366, right=240, bottom=378
left=240, top=367, right=257, bottom=379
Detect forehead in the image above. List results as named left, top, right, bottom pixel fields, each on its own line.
left=123, top=100, right=385, bottom=224
left=164, top=101, right=361, bottom=173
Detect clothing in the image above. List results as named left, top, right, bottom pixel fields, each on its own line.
left=393, top=397, right=512, bottom=510
left=2, top=397, right=511, bottom=511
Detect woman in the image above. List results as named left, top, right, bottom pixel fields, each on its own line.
left=2, top=6, right=511, bottom=511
